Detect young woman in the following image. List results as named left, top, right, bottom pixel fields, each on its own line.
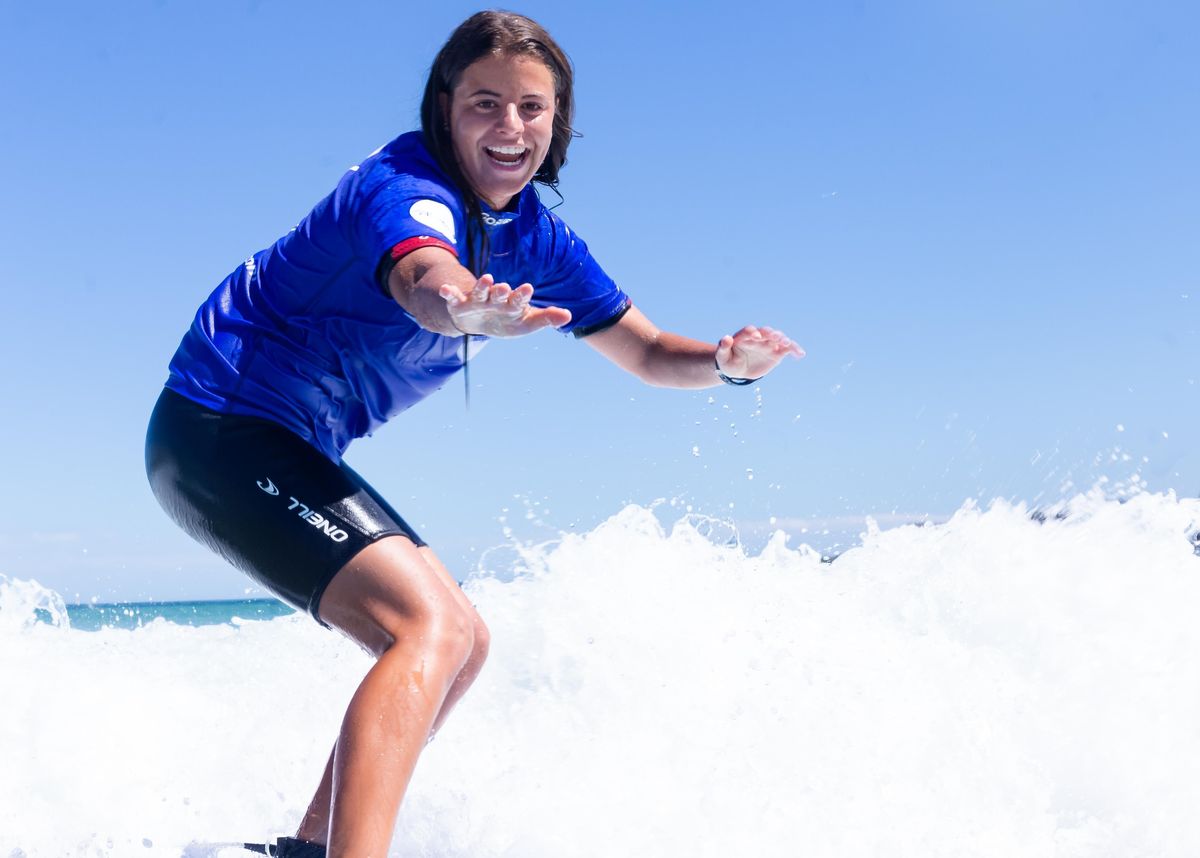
left=147, top=11, right=802, bottom=858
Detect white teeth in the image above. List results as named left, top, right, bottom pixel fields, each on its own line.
left=486, top=146, right=527, bottom=155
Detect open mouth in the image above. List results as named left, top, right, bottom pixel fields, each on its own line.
left=485, top=145, right=529, bottom=168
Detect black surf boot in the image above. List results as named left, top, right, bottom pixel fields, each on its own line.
left=242, top=837, right=327, bottom=857
left=274, top=838, right=327, bottom=858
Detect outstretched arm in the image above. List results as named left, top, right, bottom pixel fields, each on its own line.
left=387, top=246, right=571, bottom=337
left=583, top=306, right=804, bottom=389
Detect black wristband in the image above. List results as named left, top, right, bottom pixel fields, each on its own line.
left=715, top=357, right=760, bottom=386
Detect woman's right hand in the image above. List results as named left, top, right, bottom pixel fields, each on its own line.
left=439, top=274, right=572, bottom=338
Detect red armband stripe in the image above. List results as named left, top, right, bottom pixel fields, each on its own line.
left=390, top=235, right=458, bottom=261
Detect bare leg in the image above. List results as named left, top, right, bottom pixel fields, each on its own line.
left=295, top=745, right=335, bottom=844
left=418, top=547, right=491, bottom=737
left=293, top=538, right=489, bottom=854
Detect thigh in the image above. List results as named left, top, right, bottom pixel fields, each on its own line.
left=146, top=389, right=426, bottom=623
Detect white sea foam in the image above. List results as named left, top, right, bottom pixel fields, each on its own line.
left=1, top=491, right=1198, bottom=857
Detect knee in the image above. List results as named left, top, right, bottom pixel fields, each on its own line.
left=409, top=602, right=476, bottom=670
left=470, top=615, right=491, bottom=667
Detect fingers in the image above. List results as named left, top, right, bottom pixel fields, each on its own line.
left=441, top=277, right=531, bottom=315
left=716, top=334, right=735, bottom=367
left=437, top=274, right=494, bottom=306
left=440, top=275, right=569, bottom=337
left=513, top=305, right=570, bottom=331
left=757, top=327, right=805, bottom=357
left=469, top=273, right=494, bottom=302
left=510, top=284, right=534, bottom=312
left=472, top=277, right=529, bottom=314
left=447, top=274, right=518, bottom=304
left=505, top=283, right=533, bottom=314
left=728, top=325, right=804, bottom=359
left=719, top=325, right=805, bottom=379
left=438, top=283, right=468, bottom=305
left=538, top=306, right=575, bottom=329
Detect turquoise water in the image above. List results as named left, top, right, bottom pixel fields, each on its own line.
left=60, top=598, right=296, bottom=630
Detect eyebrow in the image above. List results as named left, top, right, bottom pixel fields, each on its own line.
left=465, top=88, right=549, bottom=99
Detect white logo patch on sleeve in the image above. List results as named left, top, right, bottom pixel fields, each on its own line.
left=409, top=200, right=457, bottom=244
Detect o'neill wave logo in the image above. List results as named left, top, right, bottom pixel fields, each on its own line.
left=255, top=476, right=350, bottom=543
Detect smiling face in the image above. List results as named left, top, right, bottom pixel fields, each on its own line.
left=446, top=53, right=556, bottom=211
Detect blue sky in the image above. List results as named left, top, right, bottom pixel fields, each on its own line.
left=1, top=0, right=1196, bottom=603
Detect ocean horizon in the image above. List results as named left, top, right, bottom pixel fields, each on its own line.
left=59, top=597, right=296, bottom=631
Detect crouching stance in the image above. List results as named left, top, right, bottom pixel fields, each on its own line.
left=148, top=10, right=801, bottom=857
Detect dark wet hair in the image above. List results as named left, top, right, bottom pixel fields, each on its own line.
left=421, top=10, right=577, bottom=270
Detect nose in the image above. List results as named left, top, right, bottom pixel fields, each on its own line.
left=496, top=103, right=522, bottom=134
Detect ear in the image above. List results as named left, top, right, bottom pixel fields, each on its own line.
left=438, top=92, right=450, bottom=128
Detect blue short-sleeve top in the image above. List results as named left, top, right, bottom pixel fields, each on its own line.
left=165, top=132, right=631, bottom=462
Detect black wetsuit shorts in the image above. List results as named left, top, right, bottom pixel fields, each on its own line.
left=145, top=388, right=425, bottom=624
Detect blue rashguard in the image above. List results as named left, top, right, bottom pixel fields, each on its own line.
left=166, top=132, right=631, bottom=462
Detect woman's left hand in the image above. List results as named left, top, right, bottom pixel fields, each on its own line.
left=716, top=326, right=805, bottom=380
